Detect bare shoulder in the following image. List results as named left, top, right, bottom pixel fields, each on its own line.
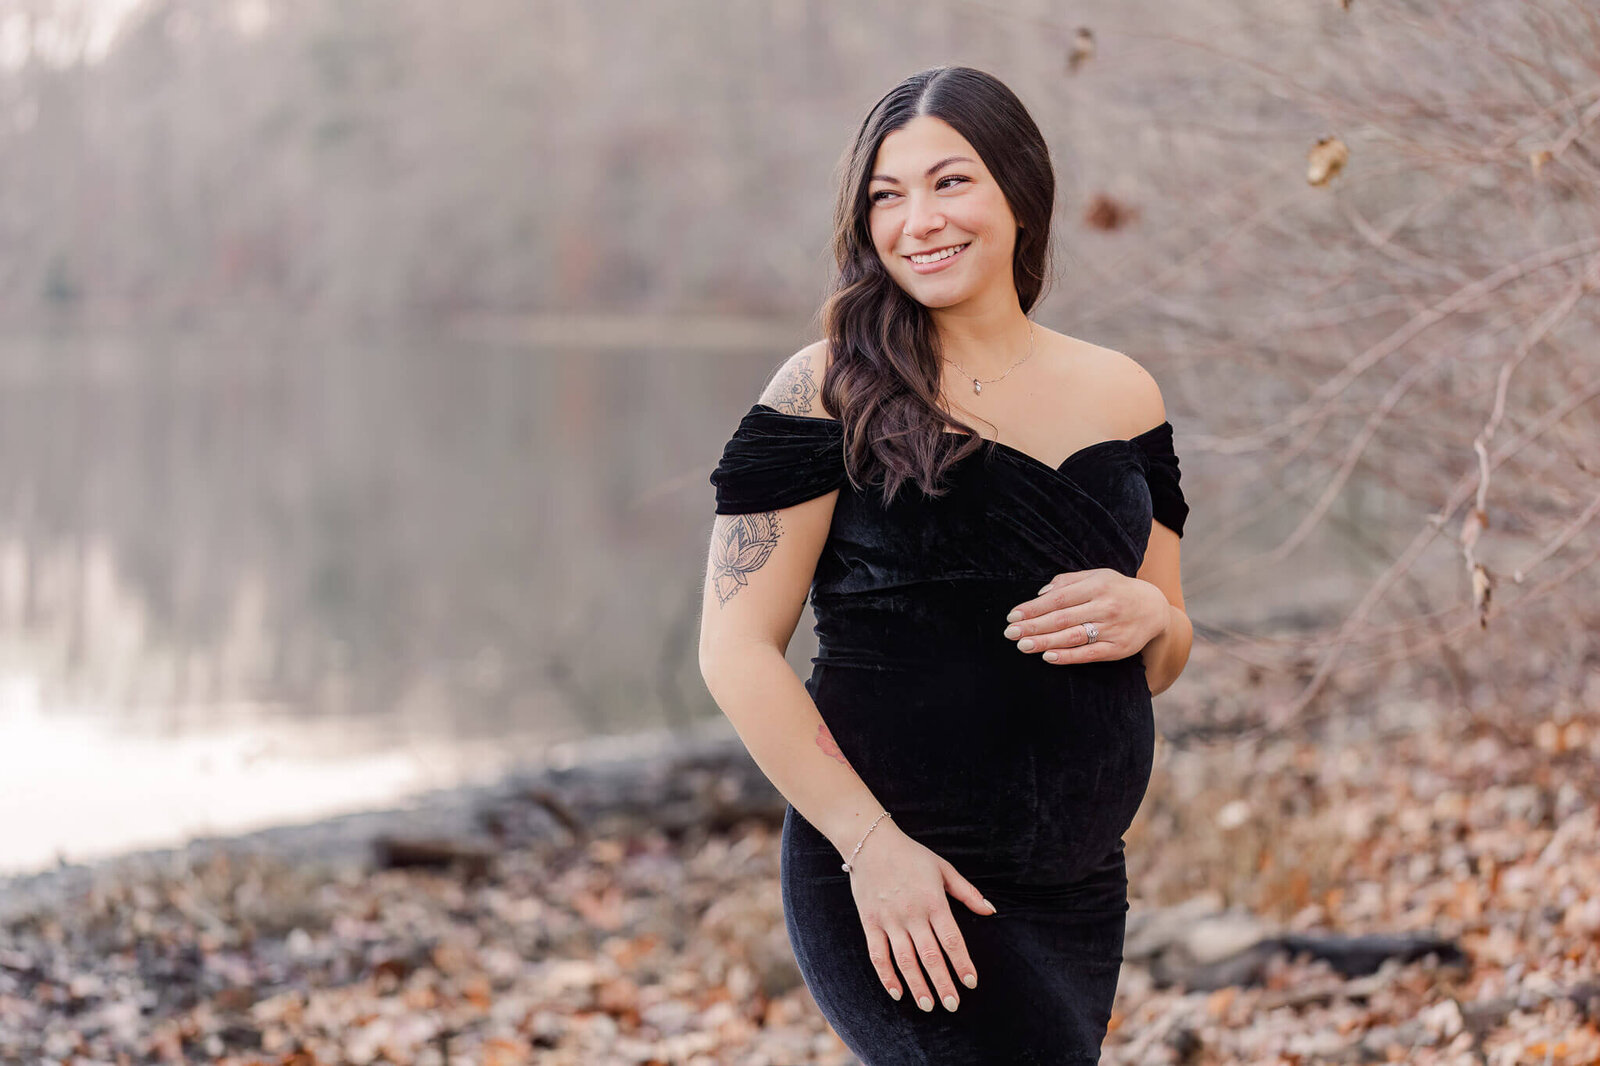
left=1043, top=330, right=1168, bottom=434
left=1100, top=346, right=1169, bottom=431
left=758, top=340, right=837, bottom=419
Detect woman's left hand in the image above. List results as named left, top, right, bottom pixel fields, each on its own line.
left=1002, top=569, right=1171, bottom=665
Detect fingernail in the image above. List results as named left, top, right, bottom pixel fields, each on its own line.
left=1006, top=609, right=1022, bottom=622
left=943, top=994, right=959, bottom=1011
left=1003, top=624, right=1021, bottom=638
left=984, top=898, right=997, bottom=914
left=1018, top=638, right=1034, bottom=651
left=918, top=995, right=933, bottom=1012
left=962, top=972, right=977, bottom=989
left=888, top=986, right=901, bottom=1000
left=1037, top=584, right=1052, bottom=595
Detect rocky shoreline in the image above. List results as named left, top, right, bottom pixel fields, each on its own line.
left=0, top=716, right=741, bottom=926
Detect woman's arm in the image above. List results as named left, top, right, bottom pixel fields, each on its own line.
left=1001, top=351, right=1193, bottom=693
left=697, top=347, right=889, bottom=860
left=699, top=496, right=891, bottom=858
left=1136, top=520, right=1191, bottom=696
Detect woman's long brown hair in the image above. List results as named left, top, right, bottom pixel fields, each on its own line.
left=819, top=66, right=1057, bottom=506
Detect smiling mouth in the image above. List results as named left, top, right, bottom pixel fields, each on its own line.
left=905, top=242, right=971, bottom=264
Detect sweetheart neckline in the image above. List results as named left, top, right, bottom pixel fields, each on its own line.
left=746, top=402, right=1167, bottom=476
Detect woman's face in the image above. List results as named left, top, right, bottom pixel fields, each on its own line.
left=866, top=114, right=1020, bottom=311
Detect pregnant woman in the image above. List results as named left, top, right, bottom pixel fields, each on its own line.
left=697, top=66, right=1192, bottom=1064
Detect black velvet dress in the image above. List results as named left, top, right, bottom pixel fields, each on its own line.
left=709, top=403, right=1189, bottom=1065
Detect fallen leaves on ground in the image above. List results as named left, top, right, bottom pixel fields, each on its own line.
left=0, top=689, right=1596, bottom=1064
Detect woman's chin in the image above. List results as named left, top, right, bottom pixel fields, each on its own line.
left=899, top=278, right=979, bottom=309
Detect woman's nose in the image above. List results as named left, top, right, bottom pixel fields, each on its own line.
left=903, top=198, right=945, bottom=240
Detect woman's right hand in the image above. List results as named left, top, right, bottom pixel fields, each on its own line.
left=844, top=823, right=998, bottom=1012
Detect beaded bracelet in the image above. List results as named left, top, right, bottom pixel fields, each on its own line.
left=841, top=810, right=893, bottom=873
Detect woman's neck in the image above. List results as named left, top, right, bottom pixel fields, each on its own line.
left=934, top=311, right=1036, bottom=381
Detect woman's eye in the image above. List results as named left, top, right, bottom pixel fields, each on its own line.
left=870, top=176, right=968, bottom=204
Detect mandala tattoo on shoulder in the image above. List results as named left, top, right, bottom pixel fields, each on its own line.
left=768, top=360, right=819, bottom=415
left=712, top=511, right=783, bottom=605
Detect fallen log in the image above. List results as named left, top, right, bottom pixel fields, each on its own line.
left=472, top=724, right=785, bottom=849
left=1126, top=896, right=1467, bottom=991
left=370, top=834, right=498, bottom=880
left=1157, top=930, right=1467, bottom=991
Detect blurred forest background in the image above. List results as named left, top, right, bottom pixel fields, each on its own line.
left=1, top=0, right=1598, bottom=1061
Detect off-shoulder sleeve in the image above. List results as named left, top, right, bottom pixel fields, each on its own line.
left=1136, top=421, right=1190, bottom=537
left=709, top=405, right=847, bottom=514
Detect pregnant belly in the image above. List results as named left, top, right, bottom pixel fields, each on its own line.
left=806, top=578, right=1156, bottom=886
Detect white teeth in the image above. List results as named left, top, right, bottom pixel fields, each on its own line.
left=909, top=243, right=969, bottom=264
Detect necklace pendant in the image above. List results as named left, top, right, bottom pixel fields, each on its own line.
left=973, top=379, right=982, bottom=394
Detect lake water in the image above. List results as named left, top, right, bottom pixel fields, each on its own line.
left=0, top=313, right=807, bottom=877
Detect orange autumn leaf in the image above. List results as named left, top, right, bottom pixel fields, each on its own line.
left=1307, top=135, right=1349, bottom=185
left=462, top=973, right=493, bottom=1010
left=483, top=1038, right=532, bottom=1066
left=571, top=880, right=625, bottom=930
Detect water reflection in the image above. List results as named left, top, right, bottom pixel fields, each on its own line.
left=0, top=315, right=803, bottom=875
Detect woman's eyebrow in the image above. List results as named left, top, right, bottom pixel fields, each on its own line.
left=869, top=155, right=976, bottom=184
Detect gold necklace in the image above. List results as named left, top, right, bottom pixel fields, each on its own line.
left=943, top=321, right=1036, bottom=394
